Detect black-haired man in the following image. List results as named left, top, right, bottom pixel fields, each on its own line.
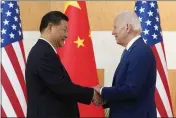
left=25, top=11, right=101, bottom=118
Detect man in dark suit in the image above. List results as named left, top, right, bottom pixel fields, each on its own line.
left=25, top=11, right=101, bottom=118
left=94, top=11, right=157, bottom=118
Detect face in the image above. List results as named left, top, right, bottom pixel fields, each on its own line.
left=49, top=20, right=68, bottom=48
left=112, top=18, right=129, bottom=46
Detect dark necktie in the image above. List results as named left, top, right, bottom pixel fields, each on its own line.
left=120, top=49, right=128, bottom=61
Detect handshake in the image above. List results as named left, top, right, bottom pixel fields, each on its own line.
left=92, top=85, right=104, bottom=106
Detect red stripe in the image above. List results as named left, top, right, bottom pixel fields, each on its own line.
left=161, top=41, right=167, bottom=63
left=1, top=65, right=25, bottom=117
left=151, top=45, right=173, bottom=114
left=5, top=44, right=27, bottom=101
left=161, top=42, right=174, bottom=115
left=155, top=89, right=168, bottom=117
left=19, top=40, right=26, bottom=64
left=1, top=106, right=7, bottom=118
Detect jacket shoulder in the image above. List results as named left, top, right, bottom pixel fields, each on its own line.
left=129, top=40, right=155, bottom=62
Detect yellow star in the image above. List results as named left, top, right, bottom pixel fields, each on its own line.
left=74, top=36, right=84, bottom=48
left=64, top=1, right=81, bottom=12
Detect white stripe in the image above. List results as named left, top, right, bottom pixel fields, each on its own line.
left=155, top=43, right=169, bottom=84
left=12, top=42, right=26, bottom=81
left=157, top=108, right=160, bottom=117
left=2, top=48, right=27, bottom=116
left=156, top=71, right=173, bottom=117
left=2, top=86, right=17, bottom=117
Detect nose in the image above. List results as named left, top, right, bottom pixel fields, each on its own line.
left=112, top=30, right=115, bottom=35
left=112, top=28, right=116, bottom=35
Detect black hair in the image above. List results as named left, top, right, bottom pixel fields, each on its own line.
left=39, top=11, right=69, bottom=33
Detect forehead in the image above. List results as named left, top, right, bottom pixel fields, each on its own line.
left=58, top=20, right=68, bottom=28
left=114, top=16, right=127, bottom=28
left=114, top=17, right=120, bottom=26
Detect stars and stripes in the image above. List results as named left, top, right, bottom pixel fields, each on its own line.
left=1, top=1, right=27, bottom=117
left=135, top=1, right=173, bottom=117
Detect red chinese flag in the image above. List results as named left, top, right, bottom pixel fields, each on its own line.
left=57, top=1, right=105, bottom=117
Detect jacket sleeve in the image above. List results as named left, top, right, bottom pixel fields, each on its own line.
left=37, top=53, right=94, bottom=104
left=102, top=101, right=110, bottom=108
left=102, top=49, right=156, bottom=102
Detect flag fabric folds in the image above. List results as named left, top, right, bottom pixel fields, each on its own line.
left=57, top=1, right=105, bottom=117
left=1, top=1, right=27, bottom=117
left=135, top=1, right=173, bottom=117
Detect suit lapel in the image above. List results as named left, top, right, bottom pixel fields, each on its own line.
left=56, top=54, right=72, bottom=81
left=112, top=37, right=143, bottom=85
left=112, top=50, right=131, bottom=85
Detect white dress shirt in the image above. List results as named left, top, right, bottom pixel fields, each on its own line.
left=126, top=35, right=140, bottom=50
left=40, top=38, right=57, bottom=54
left=100, top=35, right=141, bottom=94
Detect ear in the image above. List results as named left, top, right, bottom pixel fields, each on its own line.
left=47, top=23, right=53, bottom=33
left=126, top=24, right=132, bottom=33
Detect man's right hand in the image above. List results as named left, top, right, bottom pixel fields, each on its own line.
left=92, top=89, right=103, bottom=106
left=93, top=85, right=102, bottom=94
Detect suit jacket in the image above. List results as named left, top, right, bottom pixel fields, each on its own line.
left=25, top=39, right=94, bottom=118
left=102, top=37, right=157, bottom=118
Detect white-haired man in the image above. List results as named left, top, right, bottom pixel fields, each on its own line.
left=94, top=11, right=157, bottom=118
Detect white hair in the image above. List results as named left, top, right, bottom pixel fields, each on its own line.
left=116, top=11, right=142, bottom=33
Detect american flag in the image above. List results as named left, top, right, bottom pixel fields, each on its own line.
left=1, top=1, right=27, bottom=117
left=135, top=1, right=173, bottom=117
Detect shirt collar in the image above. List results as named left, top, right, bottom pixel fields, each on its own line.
left=39, top=38, right=57, bottom=53
left=126, top=35, right=141, bottom=50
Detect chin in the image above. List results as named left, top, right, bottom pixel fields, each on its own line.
left=116, top=40, right=120, bottom=44
left=116, top=41, right=123, bottom=46
left=59, top=43, right=64, bottom=47
left=58, top=45, right=63, bottom=48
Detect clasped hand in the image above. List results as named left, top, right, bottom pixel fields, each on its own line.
left=92, top=85, right=104, bottom=106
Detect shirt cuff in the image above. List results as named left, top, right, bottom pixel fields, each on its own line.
left=100, top=87, right=104, bottom=95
